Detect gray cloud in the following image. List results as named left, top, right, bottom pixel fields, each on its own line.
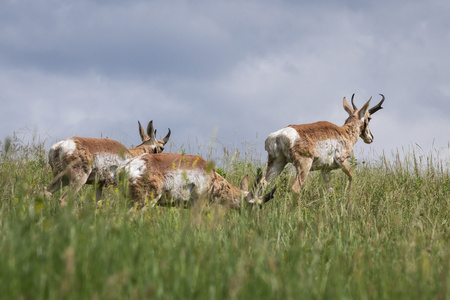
left=1, top=0, right=449, bottom=163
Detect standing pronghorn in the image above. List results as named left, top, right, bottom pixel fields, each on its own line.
left=260, top=94, right=385, bottom=194
left=46, top=120, right=171, bottom=204
left=121, top=153, right=277, bottom=209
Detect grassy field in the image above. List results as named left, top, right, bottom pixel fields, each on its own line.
left=0, top=135, right=449, bottom=299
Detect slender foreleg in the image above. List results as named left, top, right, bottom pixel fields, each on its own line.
left=339, top=159, right=353, bottom=193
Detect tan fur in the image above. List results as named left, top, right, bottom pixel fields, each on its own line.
left=262, top=94, right=384, bottom=196
left=124, top=153, right=273, bottom=209
left=288, top=121, right=359, bottom=158
left=46, top=121, right=170, bottom=204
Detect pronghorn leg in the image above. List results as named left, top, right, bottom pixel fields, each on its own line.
left=59, top=173, right=90, bottom=206
left=46, top=177, right=63, bottom=197
left=292, top=157, right=313, bottom=193
left=339, top=159, right=353, bottom=193
left=95, top=186, right=103, bottom=202
left=46, top=171, right=70, bottom=197
left=261, top=156, right=287, bottom=187
left=321, top=170, right=333, bottom=193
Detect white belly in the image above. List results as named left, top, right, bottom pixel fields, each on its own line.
left=311, top=139, right=341, bottom=170
left=160, top=170, right=209, bottom=205
left=91, top=153, right=127, bottom=185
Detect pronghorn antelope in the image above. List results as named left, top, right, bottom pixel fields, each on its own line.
left=121, top=153, right=277, bottom=209
left=46, top=121, right=171, bottom=204
left=260, top=94, right=385, bottom=194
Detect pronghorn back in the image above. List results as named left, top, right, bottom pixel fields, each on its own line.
left=49, top=137, right=132, bottom=167
left=48, top=137, right=132, bottom=187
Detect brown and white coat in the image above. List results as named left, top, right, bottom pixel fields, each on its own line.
left=46, top=121, right=170, bottom=204
left=261, top=94, right=385, bottom=194
left=121, top=153, right=276, bottom=209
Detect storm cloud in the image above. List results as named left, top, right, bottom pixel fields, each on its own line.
left=1, top=0, right=449, bottom=162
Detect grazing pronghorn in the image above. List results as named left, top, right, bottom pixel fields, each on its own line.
left=260, top=94, right=385, bottom=195
left=46, top=121, right=171, bottom=204
left=121, top=153, right=277, bottom=209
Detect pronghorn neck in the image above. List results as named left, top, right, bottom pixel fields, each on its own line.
left=342, top=118, right=362, bottom=145
left=210, top=173, right=249, bottom=203
left=129, top=146, right=147, bottom=157
left=128, top=144, right=156, bottom=157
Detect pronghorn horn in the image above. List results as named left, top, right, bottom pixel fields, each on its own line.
left=256, top=185, right=277, bottom=208
left=369, top=94, right=385, bottom=115
left=147, top=121, right=156, bottom=143
left=254, top=174, right=263, bottom=190
left=263, top=185, right=277, bottom=203
left=351, top=93, right=358, bottom=110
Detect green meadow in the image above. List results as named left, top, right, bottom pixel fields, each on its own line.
left=0, top=135, right=449, bottom=299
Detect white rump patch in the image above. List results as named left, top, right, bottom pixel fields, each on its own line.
left=267, top=127, right=299, bottom=147
left=50, top=140, right=64, bottom=150
left=49, top=140, right=62, bottom=164
left=51, top=139, right=77, bottom=157
left=265, top=127, right=299, bottom=160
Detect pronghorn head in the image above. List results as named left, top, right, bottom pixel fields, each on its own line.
left=137, top=120, right=171, bottom=153
left=343, top=94, right=385, bottom=144
left=241, top=175, right=277, bottom=207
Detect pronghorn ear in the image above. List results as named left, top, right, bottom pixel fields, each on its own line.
left=343, top=97, right=354, bottom=116
left=138, top=121, right=148, bottom=141
left=358, top=97, right=372, bottom=119
left=162, top=128, right=171, bottom=145
left=147, top=121, right=157, bottom=143
left=240, top=175, right=249, bottom=191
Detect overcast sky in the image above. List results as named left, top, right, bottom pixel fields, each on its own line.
left=1, top=0, right=449, bottom=164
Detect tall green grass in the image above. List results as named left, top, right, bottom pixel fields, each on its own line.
left=0, top=135, right=449, bottom=299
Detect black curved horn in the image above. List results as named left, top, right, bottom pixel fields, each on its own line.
left=263, top=185, right=277, bottom=203
left=351, top=93, right=358, bottom=110
left=369, top=94, right=385, bottom=115
left=147, top=120, right=156, bottom=142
